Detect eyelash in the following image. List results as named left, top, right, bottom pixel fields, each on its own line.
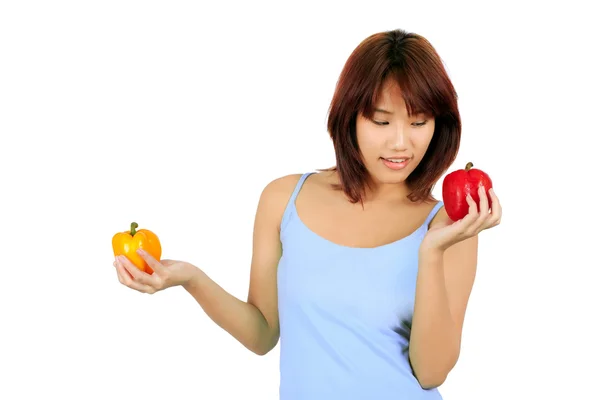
left=372, top=120, right=428, bottom=127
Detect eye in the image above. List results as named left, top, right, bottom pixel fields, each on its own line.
left=371, top=119, right=389, bottom=126
left=412, top=121, right=428, bottom=127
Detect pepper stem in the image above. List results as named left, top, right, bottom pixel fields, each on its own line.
left=465, top=162, right=473, bottom=171
left=130, top=222, right=138, bottom=236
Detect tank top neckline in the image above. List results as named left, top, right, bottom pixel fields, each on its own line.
left=288, top=172, right=444, bottom=251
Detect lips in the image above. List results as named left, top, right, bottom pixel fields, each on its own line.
left=381, top=156, right=412, bottom=170
left=383, top=158, right=409, bottom=163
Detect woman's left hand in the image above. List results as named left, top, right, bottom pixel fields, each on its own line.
left=421, top=186, right=502, bottom=254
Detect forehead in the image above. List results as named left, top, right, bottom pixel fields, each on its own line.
left=371, top=77, right=431, bottom=118
left=374, top=80, right=408, bottom=110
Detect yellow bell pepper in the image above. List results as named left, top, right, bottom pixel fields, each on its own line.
left=112, top=222, right=162, bottom=274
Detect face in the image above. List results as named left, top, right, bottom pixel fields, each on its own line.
left=356, top=79, right=435, bottom=187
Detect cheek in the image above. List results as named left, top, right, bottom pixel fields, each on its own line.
left=402, top=135, right=431, bottom=166
left=356, top=124, right=378, bottom=152
left=357, top=132, right=383, bottom=160
left=413, top=128, right=435, bottom=151
left=416, top=136, right=433, bottom=151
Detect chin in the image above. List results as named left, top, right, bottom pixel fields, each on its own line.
left=380, top=176, right=409, bottom=186
left=372, top=170, right=410, bottom=185
left=366, top=164, right=414, bottom=185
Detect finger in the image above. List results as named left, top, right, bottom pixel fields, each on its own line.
left=114, top=261, right=127, bottom=285
left=453, top=194, right=478, bottom=234
left=118, top=255, right=151, bottom=281
left=117, top=256, right=159, bottom=291
left=463, top=193, right=480, bottom=224
left=136, top=249, right=166, bottom=274
left=474, top=186, right=491, bottom=227
left=488, top=188, right=502, bottom=226
left=114, top=259, right=134, bottom=280
left=115, top=259, right=156, bottom=293
left=479, top=185, right=490, bottom=215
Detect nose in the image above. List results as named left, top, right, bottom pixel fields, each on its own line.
left=388, top=125, right=408, bottom=151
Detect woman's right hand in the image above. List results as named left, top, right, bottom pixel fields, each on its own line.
left=114, top=249, right=199, bottom=294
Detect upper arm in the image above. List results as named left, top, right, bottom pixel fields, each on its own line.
left=431, top=207, right=479, bottom=344
left=246, top=174, right=303, bottom=341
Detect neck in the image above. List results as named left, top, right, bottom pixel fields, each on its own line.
left=327, top=170, right=412, bottom=204
left=362, top=180, right=412, bottom=204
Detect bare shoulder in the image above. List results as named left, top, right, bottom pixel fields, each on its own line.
left=259, top=173, right=304, bottom=206
left=428, top=201, right=451, bottom=229
left=257, top=173, right=305, bottom=228
left=262, top=173, right=304, bottom=197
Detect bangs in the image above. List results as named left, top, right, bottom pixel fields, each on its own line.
left=362, top=67, right=447, bottom=120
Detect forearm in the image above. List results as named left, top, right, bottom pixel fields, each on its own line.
left=182, top=267, right=278, bottom=355
left=409, top=250, right=460, bottom=388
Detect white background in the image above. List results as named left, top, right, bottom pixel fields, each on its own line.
left=1, top=1, right=599, bottom=399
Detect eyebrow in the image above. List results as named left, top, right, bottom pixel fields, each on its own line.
left=375, top=108, right=429, bottom=117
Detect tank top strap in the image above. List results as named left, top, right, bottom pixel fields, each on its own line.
left=423, top=200, right=444, bottom=228
left=280, top=172, right=315, bottom=232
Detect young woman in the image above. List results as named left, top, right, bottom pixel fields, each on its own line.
left=114, top=28, right=502, bottom=399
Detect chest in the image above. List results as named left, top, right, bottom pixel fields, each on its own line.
left=295, top=196, right=433, bottom=249
left=277, top=228, right=425, bottom=329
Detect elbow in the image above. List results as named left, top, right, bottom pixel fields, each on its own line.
left=247, top=343, right=270, bottom=356
left=252, top=342, right=277, bottom=356
left=252, top=347, right=270, bottom=356
left=410, top=352, right=458, bottom=389
left=249, top=334, right=279, bottom=356
left=416, top=372, right=448, bottom=390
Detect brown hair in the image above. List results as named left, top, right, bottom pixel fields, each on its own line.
left=325, top=29, right=461, bottom=204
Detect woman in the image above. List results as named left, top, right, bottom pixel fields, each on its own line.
left=114, top=28, right=502, bottom=399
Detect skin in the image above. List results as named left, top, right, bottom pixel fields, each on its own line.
left=356, top=78, right=436, bottom=202
left=114, top=78, right=502, bottom=389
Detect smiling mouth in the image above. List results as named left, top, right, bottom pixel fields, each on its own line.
left=383, top=157, right=409, bottom=163
left=380, top=156, right=412, bottom=170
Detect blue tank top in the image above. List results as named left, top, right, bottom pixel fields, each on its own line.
left=277, top=172, right=445, bottom=400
